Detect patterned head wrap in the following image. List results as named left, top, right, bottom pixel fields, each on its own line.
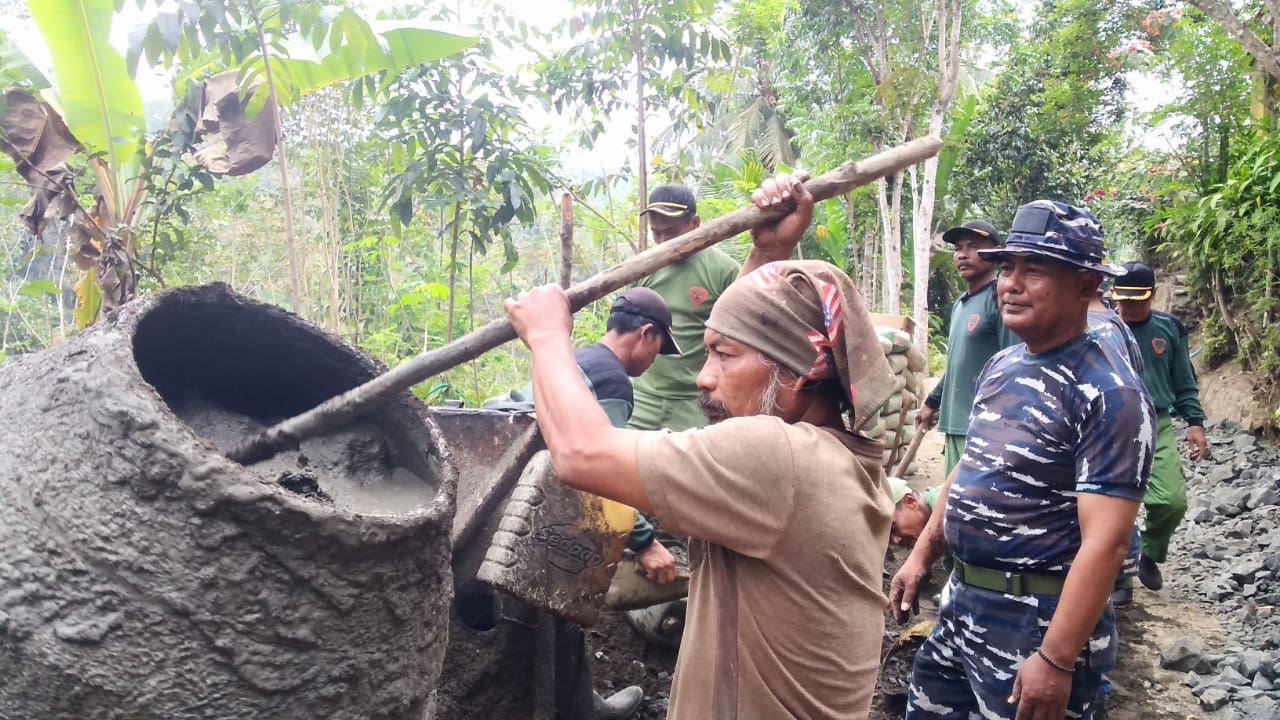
left=705, top=260, right=896, bottom=431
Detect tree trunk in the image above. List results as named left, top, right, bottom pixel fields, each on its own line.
left=845, top=192, right=860, bottom=282
left=441, top=202, right=464, bottom=354
left=247, top=0, right=302, bottom=316
left=882, top=172, right=904, bottom=314
left=316, top=96, right=343, bottom=333
left=877, top=177, right=892, bottom=312
left=559, top=193, right=574, bottom=288
left=910, top=162, right=928, bottom=348
left=633, top=0, right=648, bottom=251
left=469, top=241, right=481, bottom=403
left=910, top=0, right=963, bottom=351
left=862, top=226, right=877, bottom=306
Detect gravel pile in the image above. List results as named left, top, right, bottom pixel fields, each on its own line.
left=1159, top=419, right=1280, bottom=718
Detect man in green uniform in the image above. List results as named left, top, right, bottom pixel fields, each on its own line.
left=1113, top=261, right=1208, bottom=592
left=918, top=221, right=1019, bottom=474
left=886, top=476, right=942, bottom=549
left=629, top=184, right=740, bottom=431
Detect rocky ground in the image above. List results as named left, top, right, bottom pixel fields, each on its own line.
left=590, top=417, right=1279, bottom=719
left=1156, top=418, right=1280, bottom=719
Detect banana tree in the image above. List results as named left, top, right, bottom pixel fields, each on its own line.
left=0, top=0, right=477, bottom=326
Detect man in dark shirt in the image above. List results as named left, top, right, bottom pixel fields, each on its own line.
left=573, top=287, right=681, bottom=430
left=1113, top=261, right=1207, bottom=592
left=547, top=287, right=682, bottom=720
left=919, top=220, right=1019, bottom=475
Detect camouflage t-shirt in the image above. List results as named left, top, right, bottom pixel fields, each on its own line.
left=1088, top=309, right=1144, bottom=379
left=944, top=330, right=1155, bottom=574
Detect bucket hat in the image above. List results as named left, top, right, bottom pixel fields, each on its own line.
left=977, top=200, right=1123, bottom=276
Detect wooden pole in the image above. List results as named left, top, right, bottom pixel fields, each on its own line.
left=892, top=427, right=928, bottom=479
left=558, top=193, right=574, bottom=288
left=226, top=136, right=943, bottom=465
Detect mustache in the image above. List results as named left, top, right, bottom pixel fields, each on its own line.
left=697, top=393, right=729, bottom=423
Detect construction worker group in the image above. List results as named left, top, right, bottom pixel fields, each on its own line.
left=505, top=172, right=1204, bottom=720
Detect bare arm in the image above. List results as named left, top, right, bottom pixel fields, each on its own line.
left=740, top=172, right=814, bottom=277
left=1009, top=493, right=1139, bottom=718
left=504, top=285, right=652, bottom=512
left=888, top=463, right=958, bottom=622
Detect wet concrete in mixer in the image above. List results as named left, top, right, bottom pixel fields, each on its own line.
left=172, top=394, right=432, bottom=516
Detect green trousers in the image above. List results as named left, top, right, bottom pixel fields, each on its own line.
left=627, top=392, right=707, bottom=432
left=1141, top=412, right=1187, bottom=563
left=939, top=435, right=966, bottom=573
left=943, top=433, right=966, bottom=477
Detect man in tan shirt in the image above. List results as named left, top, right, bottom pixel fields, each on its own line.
left=505, top=174, right=896, bottom=719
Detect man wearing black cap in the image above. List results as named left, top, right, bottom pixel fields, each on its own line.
left=514, top=287, right=680, bottom=720
left=572, top=287, right=682, bottom=427
left=918, top=220, right=1019, bottom=476
left=891, top=200, right=1154, bottom=720
left=1112, top=261, right=1206, bottom=592
left=629, top=184, right=739, bottom=432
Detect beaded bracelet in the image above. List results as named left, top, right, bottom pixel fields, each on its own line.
left=1035, top=647, right=1074, bottom=674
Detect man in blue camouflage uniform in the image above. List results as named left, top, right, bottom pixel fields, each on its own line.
left=890, top=200, right=1155, bottom=720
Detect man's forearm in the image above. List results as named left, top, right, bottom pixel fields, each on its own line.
left=1037, top=539, right=1126, bottom=665
left=911, top=464, right=958, bottom=566
left=1039, top=495, right=1138, bottom=666
left=529, top=336, right=611, bottom=455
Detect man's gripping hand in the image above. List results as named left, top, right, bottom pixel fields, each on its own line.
left=917, top=405, right=939, bottom=432
left=889, top=553, right=930, bottom=624
left=504, top=284, right=573, bottom=350
left=637, top=541, right=678, bottom=585
left=749, top=172, right=814, bottom=259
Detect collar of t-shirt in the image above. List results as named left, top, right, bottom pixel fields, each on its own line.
left=960, top=277, right=997, bottom=302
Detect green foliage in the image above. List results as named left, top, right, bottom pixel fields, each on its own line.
left=926, top=311, right=949, bottom=373
left=1075, top=148, right=1159, bottom=262
left=134, top=84, right=217, bottom=287
left=28, top=0, right=145, bottom=200
left=649, top=0, right=795, bottom=178
left=128, top=1, right=478, bottom=111
left=541, top=0, right=729, bottom=137
left=1151, top=130, right=1280, bottom=376
left=376, top=5, right=555, bottom=270
left=1199, top=314, right=1233, bottom=368
left=951, top=0, right=1155, bottom=225
left=1143, top=6, right=1252, bottom=191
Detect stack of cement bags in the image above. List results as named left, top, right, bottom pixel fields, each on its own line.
left=863, top=325, right=928, bottom=471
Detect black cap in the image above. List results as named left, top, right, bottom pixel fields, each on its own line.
left=942, top=220, right=1004, bottom=246
left=1112, top=262, right=1156, bottom=301
left=639, top=184, right=696, bottom=219
left=612, top=287, right=681, bottom=355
